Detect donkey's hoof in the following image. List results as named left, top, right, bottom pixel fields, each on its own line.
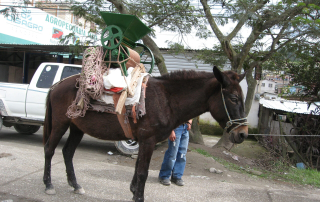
left=74, top=187, right=85, bottom=195
left=45, top=188, right=56, bottom=195
left=134, top=197, right=144, bottom=202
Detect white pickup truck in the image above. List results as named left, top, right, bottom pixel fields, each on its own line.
left=0, top=62, right=138, bottom=155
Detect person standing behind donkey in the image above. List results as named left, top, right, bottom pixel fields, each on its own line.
left=158, top=119, right=192, bottom=186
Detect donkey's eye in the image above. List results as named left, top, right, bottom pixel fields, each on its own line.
left=230, top=96, right=238, bottom=103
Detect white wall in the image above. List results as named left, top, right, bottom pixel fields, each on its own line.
left=258, top=80, right=277, bottom=94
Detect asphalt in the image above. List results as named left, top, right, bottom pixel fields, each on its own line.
left=1, top=127, right=320, bottom=202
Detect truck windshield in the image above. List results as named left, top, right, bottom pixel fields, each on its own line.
left=61, top=66, right=82, bottom=80
left=36, top=65, right=59, bottom=88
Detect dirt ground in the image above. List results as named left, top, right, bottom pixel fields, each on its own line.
left=1, top=132, right=319, bottom=202
left=110, top=135, right=314, bottom=191
left=114, top=135, right=256, bottom=173
left=109, top=136, right=266, bottom=184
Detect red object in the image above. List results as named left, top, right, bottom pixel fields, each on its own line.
left=104, top=87, right=124, bottom=93
left=52, top=31, right=63, bottom=39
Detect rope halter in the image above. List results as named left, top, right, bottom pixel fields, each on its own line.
left=221, top=87, right=248, bottom=133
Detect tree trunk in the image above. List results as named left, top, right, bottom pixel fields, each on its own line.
left=189, top=117, right=204, bottom=144
left=212, top=130, right=234, bottom=150
left=142, top=36, right=168, bottom=75
left=244, top=68, right=257, bottom=116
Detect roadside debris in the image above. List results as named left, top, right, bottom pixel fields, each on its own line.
left=223, top=151, right=239, bottom=162
left=209, top=167, right=223, bottom=174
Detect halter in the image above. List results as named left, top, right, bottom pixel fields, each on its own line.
left=221, top=87, right=248, bottom=133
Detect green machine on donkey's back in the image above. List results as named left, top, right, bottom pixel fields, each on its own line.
left=99, top=12, right=155, bottom=76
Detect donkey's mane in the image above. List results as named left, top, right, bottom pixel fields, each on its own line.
left=156, top=70, right=214, bottom=81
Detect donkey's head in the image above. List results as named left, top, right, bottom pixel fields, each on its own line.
left=209, top=66, right=248, bottom=144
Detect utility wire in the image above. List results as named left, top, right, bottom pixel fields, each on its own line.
left=249, top=134, right=320, bottom=137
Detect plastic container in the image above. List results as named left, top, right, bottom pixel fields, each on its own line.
left=296, top=162, right=305, bottom=169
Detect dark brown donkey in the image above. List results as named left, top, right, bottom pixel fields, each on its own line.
left=43, top=66, right=248, bottom=202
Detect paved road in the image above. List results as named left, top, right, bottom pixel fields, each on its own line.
left=1, top=126, right=320, bottom=202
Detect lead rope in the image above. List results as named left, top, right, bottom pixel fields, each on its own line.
left=221, top=87, right=248, bottom=133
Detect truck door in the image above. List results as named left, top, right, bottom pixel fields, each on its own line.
left=26, top=64, right=81, bottom=120
left=26, top=64, right=59, bottom=119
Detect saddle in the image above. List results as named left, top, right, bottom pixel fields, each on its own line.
left=66, top=46, right=149, bottom=140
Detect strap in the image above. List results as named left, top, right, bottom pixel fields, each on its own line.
left=221, top=87, right=248, bottom=133
left=113, top=94, right=134, bottom=139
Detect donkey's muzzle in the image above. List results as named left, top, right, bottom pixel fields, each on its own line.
left=229, top=126, right=248, bottom=144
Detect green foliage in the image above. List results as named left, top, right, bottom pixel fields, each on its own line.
left=199, top=121, right=224, bottom=136
left=192, top=45, right=229, bottom=67
left=248, top=127, right=258, bottom=135
left=167, top=42, right=185, bottom=55
left=127, top=0, right=211, bottom=40
left=199, top=120, right=258, bottom=137
left=286, top=42, right=320, bottom=99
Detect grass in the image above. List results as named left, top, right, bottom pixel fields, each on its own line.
left=261, top=161, right=320, bottom=187
left=193, top=148, right=212, bottom=157
left=193, top=148, right=248, bottom=173
left=193, top=148, right=320, bottom=188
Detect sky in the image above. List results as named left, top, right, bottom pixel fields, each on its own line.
left=152, top=22, right=252, bottom=50
left=152, top=27, right=218, bottom=50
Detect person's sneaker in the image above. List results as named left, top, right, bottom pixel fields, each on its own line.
left=171, top=178, right=184, bottom=186
left=158, top=177, right=171, bottom=186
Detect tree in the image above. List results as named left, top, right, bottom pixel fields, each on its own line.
left=287, top=43, right=320, bottom=99
left=198, top=0, right=320, bottom=116
left=68, top=0, right=207, bottom=73
left=184, top=0, right=320, bottom=148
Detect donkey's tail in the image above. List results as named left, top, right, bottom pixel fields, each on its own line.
left=43, top=89, right=52, bottom=145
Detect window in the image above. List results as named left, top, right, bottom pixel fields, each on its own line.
left=36, top=65, right=59, bottom=88
left=269, top=83, right=273, bottom=88
left=61, top=66, right=82, bottom=80
left=261, top=83, right=265, bottom=87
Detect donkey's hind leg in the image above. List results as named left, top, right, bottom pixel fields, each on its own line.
left=43, top=124, right=69, bottom=195
left=62, top=123, right=85, bottom=194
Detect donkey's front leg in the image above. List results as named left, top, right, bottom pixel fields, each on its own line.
left=130, top=157, right=139, bottom=196
left=132, top=137, right=155, bottom=202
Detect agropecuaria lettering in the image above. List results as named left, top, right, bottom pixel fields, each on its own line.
left=45, top=14, right=86, bottom=36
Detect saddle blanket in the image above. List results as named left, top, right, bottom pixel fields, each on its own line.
left=99, top=68, right=149, bottom=106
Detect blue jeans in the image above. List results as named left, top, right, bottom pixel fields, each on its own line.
left=159, top=124, right=189, bottom=180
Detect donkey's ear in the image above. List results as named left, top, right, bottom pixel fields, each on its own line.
left=213, top=66, right=230, bottom=88
left=238, top=71, right=246, bottom=82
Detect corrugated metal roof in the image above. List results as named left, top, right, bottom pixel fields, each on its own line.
left=151, top=52, right=231, bottom=75
left=259, top=98, right=318, bottom=114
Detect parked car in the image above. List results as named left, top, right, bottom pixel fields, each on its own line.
left=0, top=62, right=138, bottom=155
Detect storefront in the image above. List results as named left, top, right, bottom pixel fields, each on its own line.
left=0, top=5, right=97, bottom=83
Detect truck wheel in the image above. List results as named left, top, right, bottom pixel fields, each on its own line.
left=114, top=140, right=139, bottom=156
left=14, top=124, right=41, bottom=134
